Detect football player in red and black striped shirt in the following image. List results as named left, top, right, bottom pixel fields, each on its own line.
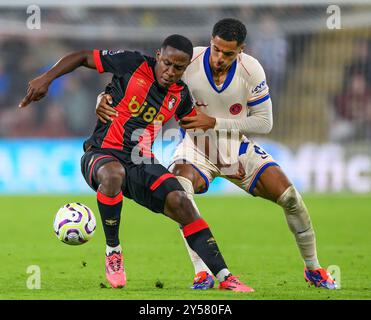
left=19, top=35, right=244, bottom=290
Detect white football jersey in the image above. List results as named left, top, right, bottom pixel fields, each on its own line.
left=180, top=46, right=270, bottom=164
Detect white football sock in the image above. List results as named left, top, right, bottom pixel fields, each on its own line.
left=216, top=269, right=231, bottom=283
left=277, top=186, right=321, bottom=270
left=106, top=244, right=122, bottom=256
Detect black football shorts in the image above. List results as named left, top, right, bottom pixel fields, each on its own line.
left=81, top=147, right=184, bottom=213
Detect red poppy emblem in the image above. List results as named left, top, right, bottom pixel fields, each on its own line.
left=229, top=103, right=242, bottom=115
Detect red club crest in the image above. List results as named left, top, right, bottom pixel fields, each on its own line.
left=229, top=103, right=242, bottom=115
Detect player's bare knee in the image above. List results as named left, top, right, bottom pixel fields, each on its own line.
left=166, top=190, right=189, bottom=212
left=164, top=190, right=198, bottom=223
left=97, top=163, right=125, bottom=196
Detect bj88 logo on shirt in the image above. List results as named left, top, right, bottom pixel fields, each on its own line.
left=128, top=96, right=165, bottom=123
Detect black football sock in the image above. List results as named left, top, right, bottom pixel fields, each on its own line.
left=97, top=190, right=123, bottom=249
left=182, top=218, right=228, bottom=277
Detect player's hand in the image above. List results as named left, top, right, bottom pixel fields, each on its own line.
left=96, top=93, right=118, bottom=124
left=19, top=74, right=51, bottom=108
left=180, top=108, right=216, bottom=131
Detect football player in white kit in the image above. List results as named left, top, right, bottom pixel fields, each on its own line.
left=95, top=19, right=337, bottom=291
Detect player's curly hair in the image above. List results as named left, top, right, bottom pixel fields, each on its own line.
left=212, top=18, right=247, bottom=46
left=161, top=34, right=193, bottom=59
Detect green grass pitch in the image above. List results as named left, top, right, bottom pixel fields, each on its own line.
left=0, top=194, right=370, bottom=300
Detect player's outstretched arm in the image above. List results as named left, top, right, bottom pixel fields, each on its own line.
left=19, top=50, right=96, bottom=108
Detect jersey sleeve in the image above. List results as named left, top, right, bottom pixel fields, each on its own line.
left=175, top=86, right=196, bottom=121
left=93, top=49, right=143, bottom=75
left=246, top=59, right=270, bottom=107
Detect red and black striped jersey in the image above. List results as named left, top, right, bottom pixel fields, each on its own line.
left=84, top=49, right=196, bottom=160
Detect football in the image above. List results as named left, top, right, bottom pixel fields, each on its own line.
left=53, top=203, right=96, bottom=245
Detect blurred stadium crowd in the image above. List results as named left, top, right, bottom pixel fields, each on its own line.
left=331, top=38, right=371, bottom=142
left=0, top=4, right=370, bottom=144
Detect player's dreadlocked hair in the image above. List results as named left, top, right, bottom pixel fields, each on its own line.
left=161, top=34, right=193, bottom=59
left=212, top=18, right=247, bottom=46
